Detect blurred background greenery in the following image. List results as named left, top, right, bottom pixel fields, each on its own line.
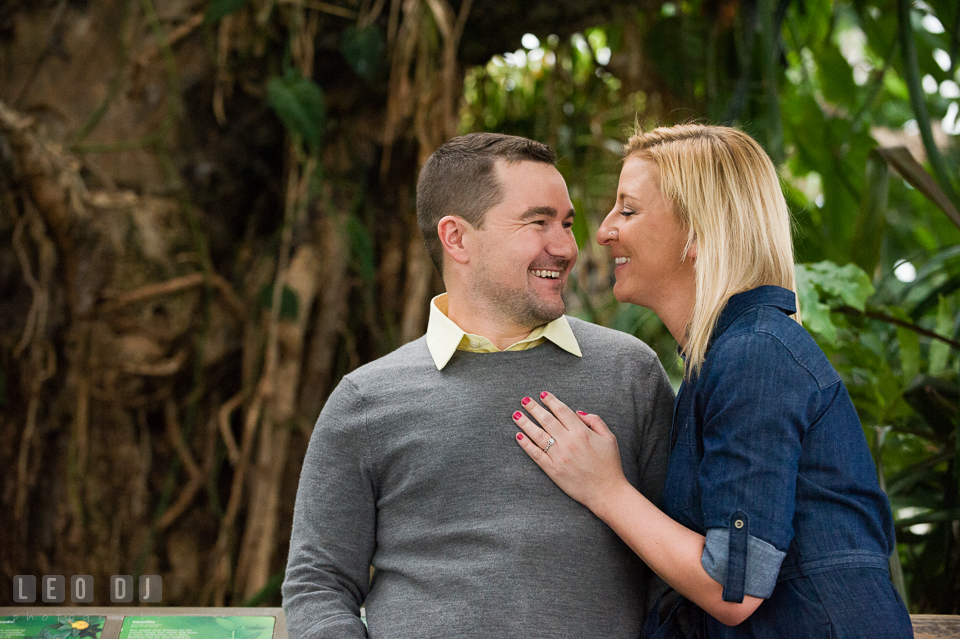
left=1, top=0, right=957, bottom=612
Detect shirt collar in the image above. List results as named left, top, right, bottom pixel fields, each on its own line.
left=713, top=285, right=798, bottom=339
left=426, top=293, right=582, bottom=370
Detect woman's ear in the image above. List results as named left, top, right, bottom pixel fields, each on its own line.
left=438, top=215, right=471, bottom=265
left=686, top=234, right=698, bottom=261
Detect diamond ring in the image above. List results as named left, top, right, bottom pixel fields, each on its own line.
left=543, top=437, right=555, bottom=453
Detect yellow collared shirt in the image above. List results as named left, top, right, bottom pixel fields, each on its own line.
left=425, top=293, right=582, bottom=370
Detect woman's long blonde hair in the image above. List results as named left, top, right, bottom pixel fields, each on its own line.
left=623, top=124, right=800, bottom=378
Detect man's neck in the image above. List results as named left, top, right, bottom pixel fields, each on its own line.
left=443, top=292, right=541, bottom=351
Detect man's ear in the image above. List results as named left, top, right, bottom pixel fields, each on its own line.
left=438, top=215, right=471, bottom=265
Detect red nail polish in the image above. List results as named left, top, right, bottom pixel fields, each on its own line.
left=517, top=433, right=524, bottom=441
left=577, top=410, right=587, bottom=416
left=540, top=391, right=548, bottom=399
left=513, top=411, right=522, bottom=420
left=521, top=397, right=531, bottom=405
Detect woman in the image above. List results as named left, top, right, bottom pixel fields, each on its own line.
left=512, top=124, right=913, bottom=638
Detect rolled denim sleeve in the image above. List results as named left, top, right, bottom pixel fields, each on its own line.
left=696, top=329, right=821, bottom=602
left=702, top=527, right=786, bottom=598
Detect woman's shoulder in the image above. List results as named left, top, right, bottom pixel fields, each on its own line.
left=707, top=307, right=841, bottom=391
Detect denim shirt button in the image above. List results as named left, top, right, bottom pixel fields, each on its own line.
left=734, top=519, right=744, bottom=529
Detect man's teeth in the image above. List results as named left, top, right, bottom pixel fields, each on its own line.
left=532, top=270, right=561, bottom=279
left=615, top=257, right=630, bottom=265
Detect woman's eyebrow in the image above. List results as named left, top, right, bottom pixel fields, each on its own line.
left=620, top=192, right=642, bottom=206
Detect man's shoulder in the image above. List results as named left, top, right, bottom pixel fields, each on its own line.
left=339, top=335, right=435, bottom=388
left=566, top=316, right=658, bottom=361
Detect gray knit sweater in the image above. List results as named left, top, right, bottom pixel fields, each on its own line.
left=282, top=317, right=675, bottom=638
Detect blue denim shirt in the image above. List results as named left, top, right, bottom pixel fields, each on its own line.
left=660, top=286, right=912, bottom=638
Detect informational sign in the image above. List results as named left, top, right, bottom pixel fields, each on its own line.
left=118, top=616, right=275, bottom=639
left=0, top=615, right=106, bottom=638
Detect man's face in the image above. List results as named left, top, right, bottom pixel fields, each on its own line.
left=466, top=160, right=578, bottom=331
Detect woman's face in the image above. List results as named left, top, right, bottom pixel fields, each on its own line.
left=597, top=157, right=696, bottom=312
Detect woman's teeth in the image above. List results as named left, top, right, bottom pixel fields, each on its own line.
left=615, top=257, right=630, bottom=265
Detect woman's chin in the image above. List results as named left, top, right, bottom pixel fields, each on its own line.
left=611, top=283, right=639, bottom=306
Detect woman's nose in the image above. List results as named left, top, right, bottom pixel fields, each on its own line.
left=597, top=212, right=618, bottom=246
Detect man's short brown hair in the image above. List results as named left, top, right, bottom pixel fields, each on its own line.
left=416, top=132, right=556, bottom=272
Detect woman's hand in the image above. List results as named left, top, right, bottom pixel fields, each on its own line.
left=513, top=391, right=632, bottom=513
left=514, top=393, right=763, bottom=626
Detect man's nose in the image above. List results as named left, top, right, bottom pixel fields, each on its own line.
left=546, top=223, right=578, bottom=259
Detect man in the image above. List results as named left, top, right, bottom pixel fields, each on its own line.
left=282, top=133, right=674, bottom=638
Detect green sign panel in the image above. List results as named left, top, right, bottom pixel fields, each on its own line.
left=0, top=616, right=105, bottom=638
left=118, top=616, right=275, bottom=639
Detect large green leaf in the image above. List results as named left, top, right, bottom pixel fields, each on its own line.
left=267, top=71, right=326, bottom=155
left=341, top=25, right=385, bottom=80
left=345, top=214, right=376, bottom=285
left=257, top=284, right=299, bottom=321
left=928, top=296, right=954, bottom=375
left=897, top=325, right=921, bottom=383
left=903, top=373, right=959, bottom=440
left=796, top=260, right=875, bottom=342
left=902, top=245, right=960, bottom=317
left=570, top=197, right=590, bottom=249
left=815, top=40, right=859, bottom=109
left=206, top=0, right=250, bottom=23
left=796, top=263, right=838, bottom=342
left=851, top=150, right=891, bottom=275
left=804, top=260, right=875, bottom=308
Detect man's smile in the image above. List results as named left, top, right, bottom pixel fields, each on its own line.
left=530, top=269, right=562, bottom=279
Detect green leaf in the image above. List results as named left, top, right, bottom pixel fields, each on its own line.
left=904, top=373, right=959, bottom=440
left=850, top=151, right=890, bottom=276
left=267, top=71, right=326, bottom=155
left=897, top=326, right=921, bottom=384
left=206, top=0, right=250, bottom=23
left=340, top=25, right=385, bottom=80
left=796, top=261, right=876, bottom=343
left=814, top=40, right=858, bottom=108
left=796, top=263, right=837, bottom=342
left=571, top=204, right=589, bottom=249
left=257, top=284, right=299, bottom=321
left=928, top=295, right=952, bottom=375
left=804, top=260, right=875, bottom=310
left=345, top=214, right=376, bottom=284
left=901, top=245, right=960, bottom=318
